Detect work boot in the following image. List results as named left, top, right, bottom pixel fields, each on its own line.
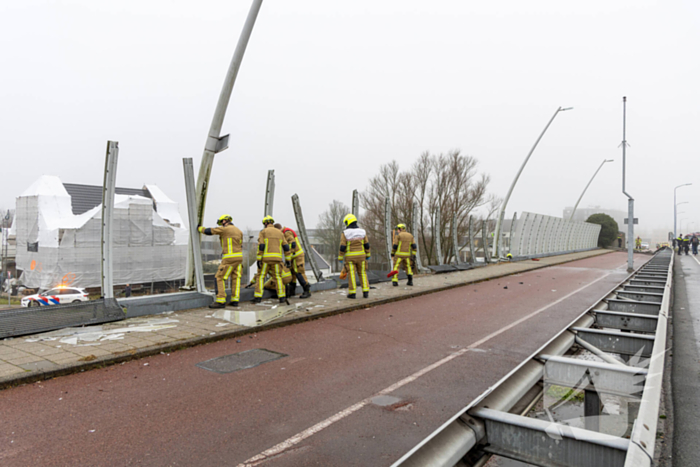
left=347, top=293, right=356, bottom=299
left=227, top=301, right=239, bottom=307
left=252, top=297, right=262, bottom=304
left=392, top=282, right=398, bottom=287
left=363, top=291, right=369, bottom=298
left=279, top=297, right=287, bottom=304
left=209, top=301, right=225, bottom=309
left=288, top=281, right=297, bottom=297
left=407, top=275, right=413, bottom=286
left=300, top=285, right=311, bottom=299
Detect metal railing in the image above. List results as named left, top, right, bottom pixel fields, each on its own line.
left=394, top=248, right=672, bottom=467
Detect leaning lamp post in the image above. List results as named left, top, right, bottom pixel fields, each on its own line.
left=492, top=106, right=573, bottom=259
left=674, top=183, right=691, bottom=240
left=569, top=159, right=614, bottom=221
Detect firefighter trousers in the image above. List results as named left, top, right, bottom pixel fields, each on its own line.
left=347, top=259, right=369, bottom=295
left=255, top=261, right=285, bottom=298
left=215, top=258, right=243, bottom=304
left=291, top=255, right=309, bottom=286
left=391, top=256, right=413, bottom=283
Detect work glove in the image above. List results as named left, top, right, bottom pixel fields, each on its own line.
left=197, top=226, right=203, bottom=233
left=339, top=259, right=344, bottom=265
left=391, top=253, right=395, bottom=258
left=257, top=260, right=262, bottom=269
left=286, top=261, right=292, bottom=268
left=366, top=255, right=371, bottom=261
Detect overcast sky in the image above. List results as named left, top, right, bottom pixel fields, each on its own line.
left=1, top=0, right=698, bottom=237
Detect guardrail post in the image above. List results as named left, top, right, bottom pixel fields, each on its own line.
left=412, top=202, right=427, bottom=273
left=264, top=169, right=275, bottom=217
left=468, top=216, right=476, bottom=265
left=292, top=194, right=323, bottom=282
left=101, top=141, right=118, bottom=299
left=452, top=213, right=461, bottom=265
left=384, top=197, right=392, bottom=268
left=482, top=220, right=492, bottom=263
left=352, top=189, right=359, bottom=218
left=183, top=158, right=207, bottom=293
left=435, top=208, right=444, bottom=265
left=507, top=212, right=517, bottom=256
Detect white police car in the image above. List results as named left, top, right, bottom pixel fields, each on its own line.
left=21, top=287, right=90, bottom=307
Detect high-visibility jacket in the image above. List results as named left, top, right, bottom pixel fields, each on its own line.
left=201, top=225, right=243, bottom=259
left=257, top=225, right=291, bottom=263
left=392, top=231, right=417, bottom=257
left=338, top=227, right=370, bottom=262
left=283, top=227, right=304, bottom=259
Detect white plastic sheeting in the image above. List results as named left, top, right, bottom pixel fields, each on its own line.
left=15, top=176, right=187, bottom=289
left=510, top=211, right=601, bottom=257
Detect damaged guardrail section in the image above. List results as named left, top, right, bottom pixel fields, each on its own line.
left=394, top=248, right=672, bottom=467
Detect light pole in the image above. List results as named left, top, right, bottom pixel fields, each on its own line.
left=569, top=159, right=614, bottom=221
left=185, top=0, right=265, bottom=289
left=493, top=106, right=573, bottom=258
left=620, top=97, right=634, bottom=272
left=674, top=183, right=691, bottom=240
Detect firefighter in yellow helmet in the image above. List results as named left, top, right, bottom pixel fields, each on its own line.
left=253, top=216, right=291, bottom=303
left=275, top=223, right=311, bottom=299
left=389, top=223, right=416, bottom=287
left=198, top=214, right=244, bottom=308
left=338, top=214, right=371, bottom=299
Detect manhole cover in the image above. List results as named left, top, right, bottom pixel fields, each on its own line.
left=196, top=348, right=287, bottom=374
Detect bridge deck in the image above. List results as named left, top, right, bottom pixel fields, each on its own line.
left=0, top=252, right=649, bottom=466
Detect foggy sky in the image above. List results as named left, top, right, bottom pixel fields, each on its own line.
left=1, top=0, right=698, bottom=238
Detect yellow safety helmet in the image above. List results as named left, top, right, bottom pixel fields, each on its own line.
left=343, top=214, right=357, bottom=227
left=396, top=223, right=406, bottom=230
left=262, top=215, right=275, bottom=225
left=217, top=214, right=232, bottom=226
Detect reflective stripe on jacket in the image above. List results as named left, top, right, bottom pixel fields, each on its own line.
left=204, top=225, right=244, bottom=259
left=393, top=231, right=416, bottom=257
left=338, top=227, right=370, bottom=260
left=283, top=228, right=304, bottom=258
left=257, top=225, right=291, bottom=262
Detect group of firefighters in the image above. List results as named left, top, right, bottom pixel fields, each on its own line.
left=674, top=233, right=700, bottom=256
left=198, top=213, right=418, bottom=309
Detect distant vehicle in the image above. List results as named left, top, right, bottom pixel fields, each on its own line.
left=641, top=243, right=649, bottom=249
left=21, top=287, right=89, bottom=307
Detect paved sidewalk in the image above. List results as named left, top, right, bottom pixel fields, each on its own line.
left=671, top=254, right=700, bottom=467
left=0, top=249, right=612, bottom=389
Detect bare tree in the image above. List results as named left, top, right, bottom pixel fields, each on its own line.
left=316, top=200, right=350, bottom=271
left=361, top=150, right=493, bottom=267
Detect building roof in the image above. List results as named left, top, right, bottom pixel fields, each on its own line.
left=62, top=183, right=152, bottom=215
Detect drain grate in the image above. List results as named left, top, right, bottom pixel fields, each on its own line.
left=196, top=348, right=287, bottom=374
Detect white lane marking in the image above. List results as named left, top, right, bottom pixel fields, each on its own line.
left=692, top=255, right=700, bottom=268
left=237, top=273, right=611, bottom=466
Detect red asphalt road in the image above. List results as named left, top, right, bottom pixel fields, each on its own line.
left=0, top=253, right=648, bottom=466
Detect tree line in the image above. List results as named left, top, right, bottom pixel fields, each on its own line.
left=317, top=150, right=499, bottom=270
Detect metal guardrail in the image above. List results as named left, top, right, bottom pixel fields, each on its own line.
left=0, top=298, right=125, bottom=339
left=394, top=248, right=672, bottom=467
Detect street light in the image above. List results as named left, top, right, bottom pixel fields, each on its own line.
left=674, top=183, right=692, bottom=240
left=493, top=106, right=574, bottom=258
left=569, top=159, right=614, bottom=221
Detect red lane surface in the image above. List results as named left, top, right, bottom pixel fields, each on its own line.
left=0, top=253, right=646, bottom=466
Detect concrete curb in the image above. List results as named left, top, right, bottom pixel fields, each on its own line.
left=0, top=249, right=612, bottom=390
